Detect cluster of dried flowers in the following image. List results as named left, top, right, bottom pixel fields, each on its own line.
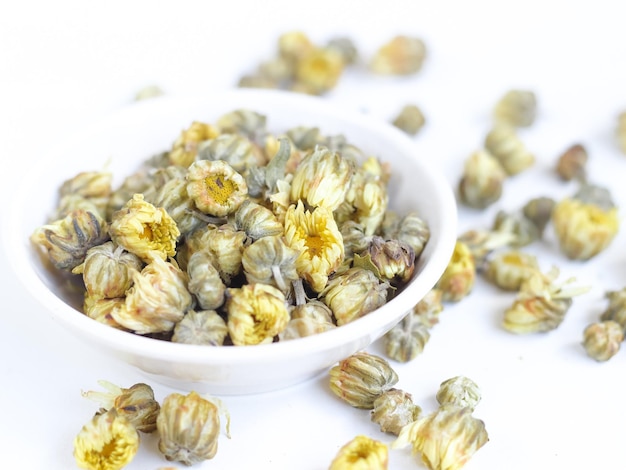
left=74, top=381, right=230, bottom=469
left=30, top=108, right=430, bottom=347
left=328, top=351, right=488, bottom=470
left=237, top=31, right=427, bottom=136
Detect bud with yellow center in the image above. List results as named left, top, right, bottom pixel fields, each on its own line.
left=226, top=283, right=290, bottom=345
left=186, top=159, right=248, bottom=217
left=109, top=193, right=179, bottom=263
left=169, top=120, right=220, bottom=168
left=329, top=435, right=389, bottom=470
left=284, top=201, right=344, bottom=292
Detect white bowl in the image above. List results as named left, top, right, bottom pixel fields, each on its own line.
left=6, top=89, right=457, bottom=395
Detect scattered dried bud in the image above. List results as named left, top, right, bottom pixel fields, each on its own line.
left=392, top=104, right=426, bottom=135
left=493, top=89, right=537, bottom=128
left=435, top=241, right=476, bottom=302
left=555, top=143, right=588, bottom=182
left=73, top=408, right=139, bottom=470
left=295, top=47, right=345, bottom=94
left=436, top=376, right=482, bottom=411
left=329, top=351, right=399, bottom=409
left=157, top=391, right=230, bottom=465
left=82, top=380, right=160, bottom=433
left=484, top=124, right=535, bottom=175
left=329, top=435, right=389, bottom=470
left=384, top=311, right=431, bottom=362
left=392, top=404, right=489, bottom=470
left=370, top=35, right=426, bottom=75
left=458, top=149, right=507, bottom=209
left=582, top=320, right=624, bottom=362
left=371, top=389, right=422, bottom=435
left=484, top=250, right=540, bottom=291
left=522, top=196, right=555, bottom=235
left=600, top=288, right=626, bottom=332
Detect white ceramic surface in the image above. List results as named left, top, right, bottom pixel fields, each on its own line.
left=7, top=88, right=456, bottom=395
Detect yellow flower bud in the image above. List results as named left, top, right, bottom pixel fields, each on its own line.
left=186, top=159, right=248, bottom=217
left=329, top=435, right=389, bottom=470
left=109, top=193, right=179, bottom=263
left=295, top=47, right=345, bottom=94
left=111, top=254, right=192, bottom=334
left=73, top=408, right=139, bottom=470
left=226, top=283, right=289, bottom=345
left=157, top=391, right=230, bottom=465
left=284, top=201, right=344, bottom=292
left=60, top=170, right=113, bottom=198
left=169, top=120, right=220, bottom=168
left=371, top=389, right=421, bottom=435
left=172, top=309, right=229, bottom=346
left=370, top=35, right=426, bottom=75
left=290, top=146, right=353, bottom=211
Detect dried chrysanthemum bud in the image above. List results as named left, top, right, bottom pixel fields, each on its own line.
left=284, top=201, right=344, bottom=292
left=484, top=124, right=535, bottom=176
left=60, top=170, right=113, bottom=199
left=83, top=295, right=128, bottom=330
left=555, top=143, right=588, bottom=182
left=484, top=250, right=540, bottom=291
left=290, top=146, right=353, bottom=211
left=238, top=73, right=280, bottom=90
left=371, top=388, right=421, bottom=436
left=341, top=220, right=371, bottom=261
left=493, top=89, right=537, bottom=128
left=234, top=199, right=283, bottom=240
left=458, top=149, right=507, bottom=209
left=382, top=211, right=430, bottom=258
left=279, top=300, right=336, bottom=340
left=370, top=35, right=426, bottom=75
left=329, top=352, right=399, bottom=409
left=30, top=209, right=109, bottom=271
left=617, top=111, right=626, bottom=154
left=384, top=311, right=431, bottom=363
left=356, top=236, right=415, bottom=285
left=278, top=30, right=315, bottom=64
left=322, top=267, right=390, bottom=326
left=73, top=408, right=139, bottom=470
left=503, top=267, right=590, bottom=334
left=392, top=104, right=426, bottom=136
left=493, top=209, right=541, bottom=247
left=552, top=184, right=619, bottom=260
left=522, top=196, right=555, bottom=236
left=329, top=435, right=389, bottom=470
left=54, top=193, right=110, bottom=221
left=157, top=391, right=230, bottom=466
left=338, top=169, right=389, bottom=237
left=242, top=235, right=300, bottom=294
left=82, top=380, right=160, bottom=433
left=169, top=121, right=220, bottom=168
left=582, top=320, right=624, bottom=362
left=109, top=193, right=179, bottom=263
left=134, top=84, right=164, bottom=100
left=600, top=288, right=626, bottom=332
left=414, top=288, right=445, bottom=327
left=226, top=283, right=290, bottom=345
left=435, top=240, right=476, bottom=303
left=205, top=223, right=249, bottom=284
left=172, top=309, right=228, bottom=346
left=186, top=159, right=248, bottom=217
left=326, top=36, right=359, bottom=64
left=295, top=47, right=345, bottom=94
left=111, top=254, right=193, bottom=334
left=145, top=170, right=204, bottom=237
left=186, top=251, right=226, bottom=310
left=436, top=376, right=482, bottom=411
left=391, top=404, right=489, bottom=470
left=457, top=229, right=515, bottom=269
left=216, top=109, right=268, bottom=145
left=72, top=242, right=143, bottom=299
left=197, top=133, right=266, bottom=172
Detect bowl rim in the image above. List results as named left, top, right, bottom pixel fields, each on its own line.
left=5, top=88, right=457, bottom=366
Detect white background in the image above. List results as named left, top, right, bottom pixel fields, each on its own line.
left=2, top=1, right=626, bottom=469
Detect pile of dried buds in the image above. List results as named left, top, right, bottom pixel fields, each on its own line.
left=30, top=108, right=430, bottom=347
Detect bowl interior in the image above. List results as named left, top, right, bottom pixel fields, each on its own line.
left=6, top=89, right=457, bottom=394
